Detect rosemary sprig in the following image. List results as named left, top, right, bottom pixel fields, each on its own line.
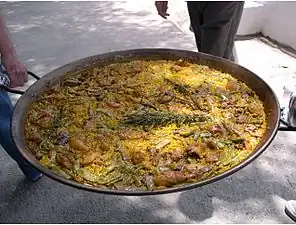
left=122, top=111, right=209, bottom=127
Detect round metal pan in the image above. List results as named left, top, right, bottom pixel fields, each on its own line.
left=8, top=48, right=284, bottom=195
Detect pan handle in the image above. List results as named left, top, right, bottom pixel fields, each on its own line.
left=278, top=119, right=296, bottom=131
left=0, top=71, right=40, bottom=95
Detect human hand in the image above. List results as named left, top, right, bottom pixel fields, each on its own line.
left=155, top=1, right=169, bottom=19
left=1, top=52, right=28, bottom=88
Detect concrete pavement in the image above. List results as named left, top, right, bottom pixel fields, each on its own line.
left=1, top=1, right=296, bottom=223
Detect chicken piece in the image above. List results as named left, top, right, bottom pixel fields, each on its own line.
left=129, top=150, right=147, bottom=165
left=183, top=164, right=199, bottom=173
left=81, top=152, right=101, bottom=165
left=157, top=90, right=175, bottom=104
left=132, top=61, right=142, bottom=73
left=245, top=124, right=256, bottom=132
left=84, top=120, right=94, bottom=130
left=184, top=164, right=212, bottom=174
left=226, top=80, right=240, bottom=91
left=175, top=59, right=191, bottom=67
left=211, top=125, right=220, bottom=133
left=185, top=144, right=198, bottom=157
left=99, top=141, right=110, bottom=152
left=244, top=140, right=252, bottom=151
left=206, top=140, right=218, bottom=150
left=39, top=109, right=53, bottom=118
left=171, top=148, right=184, bottom=161
left=205, top=153, right=220, bottom=162
left=185, top=142, right=207, bottom=158
left=69, top=137, right=89, bottom=151
left=27, top=127, right=42, bottom=143
left=56, top=154, right=73, bottom=170
left=248, top=102, right=264, bottom=115
left=154, top=171, right=191, bottom=187
left=211, top=122, right=228, bottom=136
left=39, top=116, right=52, bottom=128
left=170, top=65, right=182, bottom=73
left=106, top=102, right=121, bottom=108
left=35, top=151, right=43, bottom=160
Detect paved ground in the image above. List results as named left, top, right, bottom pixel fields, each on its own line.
left=1, top=1, right=296, bottom=223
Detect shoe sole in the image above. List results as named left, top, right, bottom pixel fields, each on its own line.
left=285, top=206, right=296, bottom=222
left=28, top=174, right=43, bottom=182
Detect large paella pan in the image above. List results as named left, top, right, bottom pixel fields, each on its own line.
left=3, top=49, right=290, bottom=195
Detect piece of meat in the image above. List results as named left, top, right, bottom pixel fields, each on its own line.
left=170, top=65, right=183, bottom=73
left=205, top=153, right=220, bottom=162
left=185, top=143, right=207, bottom=158
left=106, top=102, right=121, bottom=108
left=84, top=120, right=94, bottom=130
left=157, top=91, right=175, bottom=104
left=244, top=140, right=252, bottom=151
left=245, top=124, right=256, bottom=132
left=206, top=140, right=218, bottom=150
left=226, top=80, right=240, bottom=91
left=69, top=138, right=89, bottom=151
left=211, top=125, right=221, bottom=133
left=236, top=114, right=249, bottom=124
left=183, top=164, right=199, bottom=173
left=154, top=171, right=189, bottom=187
left=27, top=127, right=42, bottom=143
left=196, top=143, right=207, bottom=155
left=56, top=154, right=73, bottom=170
left=35, top=151, right=43, bottom=160
left=38, top=109, right=53, bottom=118
left=248, top=102, right=263, bottom=115
left=175, top=59, right=191, bottom=67
left=185, top=144, right=199, bottom=157
left=130, top=150, right=146, bottom=165
left=39, top=116, right=52, bottom=128
left=97, top=137, right=111, bottom=152
left=81, top=152, right=101, bottom=165
left=163, top=158, right=173, bottom=167
left=171, top=148, right=183, bottom=161
left=217, top=122, right=228, bottom=136
left=132, top=61, right=142, bottom=73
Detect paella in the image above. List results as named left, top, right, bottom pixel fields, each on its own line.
left=24, top=59, right=266, bottom=190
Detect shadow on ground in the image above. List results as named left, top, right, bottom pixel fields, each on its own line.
left=0, top=1, right=296, bottom=224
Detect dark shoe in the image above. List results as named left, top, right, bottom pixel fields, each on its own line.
left=285, top=200, right=296, bottom=222
left=26, top=173, right=43, bottom=182
left=19, top=163, right=43, bottom=182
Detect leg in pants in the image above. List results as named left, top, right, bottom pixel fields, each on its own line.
left=187, top=1, right=244, bottom=61
left=223, top=1, right=245, bottom=61
left=0, top=73, right=42, bottom=181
